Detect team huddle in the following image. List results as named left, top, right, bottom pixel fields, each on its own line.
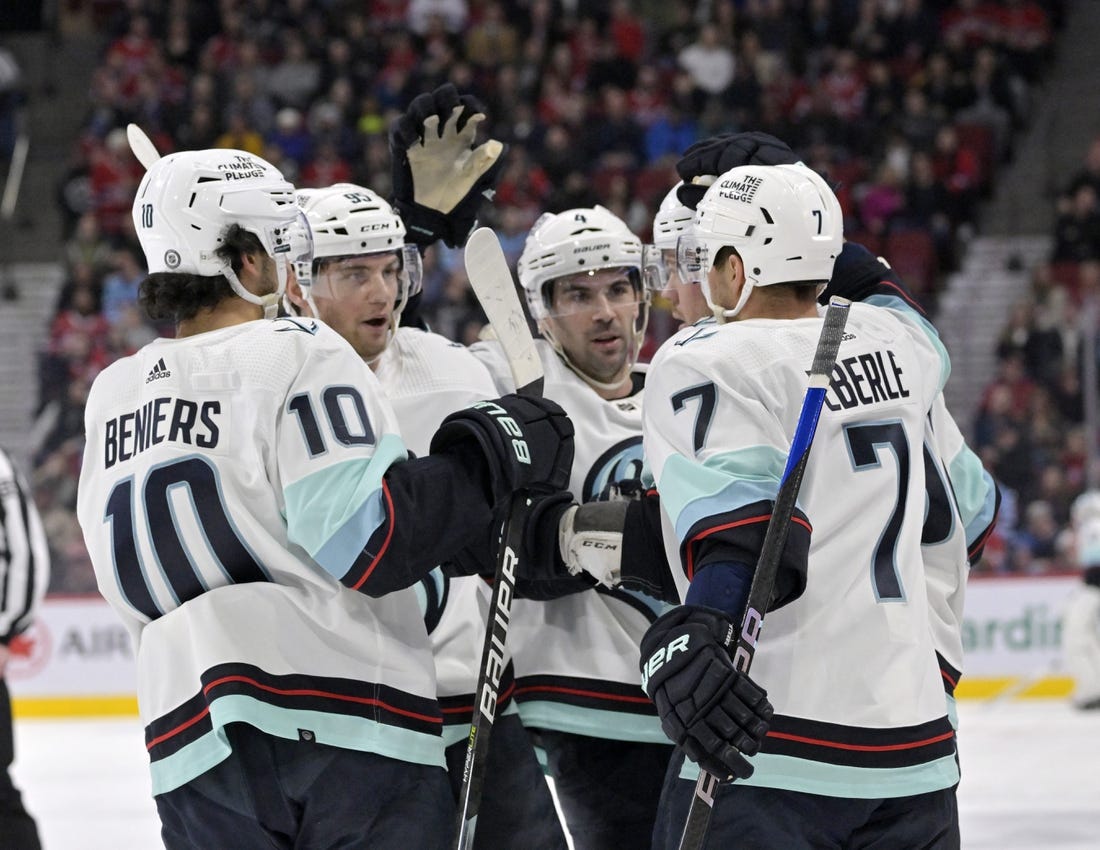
left=73, top=85, right=999, bottom=850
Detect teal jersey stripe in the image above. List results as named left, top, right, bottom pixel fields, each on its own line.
left=659, top=448, right=790, bottom=544
left=516, top=700, right=669, bottom=745
left=677, top=750, right=960, bottom=799
left=949, top=448, right=998, bottom=547
left=285, top=434, right=407, bottom=580
left=150, top=693, right=445, bottom=795
left=866, top=294, right=952, bottom=392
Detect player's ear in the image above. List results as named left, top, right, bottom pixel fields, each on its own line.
left=285, top=274, right=310, bottom=314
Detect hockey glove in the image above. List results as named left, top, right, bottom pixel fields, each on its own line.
left=390, top=83, right=507, bottom=249
left=430, top=394, right=574, bottom=511
left=558, top=500, right=629, bottom=588
left=640, top=605, right=773, bottom=781
left=819, top=240, right=921, bottom=309
left=675, top=131, right=799, bottom=210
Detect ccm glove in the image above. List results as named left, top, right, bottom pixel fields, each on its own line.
left=430, top=394, right=574, bottom=510
left=676, top=131, right=799, bottom=210
left=390, top=83, right=507, bottom=249
left=640, top=605, right=773, bottom=781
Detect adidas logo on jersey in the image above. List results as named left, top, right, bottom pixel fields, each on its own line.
left=146, top=358, right=171, bottom=383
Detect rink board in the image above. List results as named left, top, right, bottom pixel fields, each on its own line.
left=5, top=577, right=1084, bottom=717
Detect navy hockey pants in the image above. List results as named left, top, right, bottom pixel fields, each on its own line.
left=444, top=711, right=568, bottom=850
left=0, top=678, right=41, bottom=850
left=533, top=728, right=674, bottom=850
left=653, top=748, right=960, bottom=850
left=156, top=722, right=455, bottom=849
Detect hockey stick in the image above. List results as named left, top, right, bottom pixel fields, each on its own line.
left=453, top=227, right=543, bottom=850
left=126, top=124, right=161, bottom=169
left=677, top=295, right=851, bottom=850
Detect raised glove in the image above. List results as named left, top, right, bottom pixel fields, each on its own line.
left=390, top=83, right=507, bottom=248
left=640, top=606, right=772, bottom=781
left=676, top=131, right=799, bottom=210
left=430, top=394, right=574, bottom=509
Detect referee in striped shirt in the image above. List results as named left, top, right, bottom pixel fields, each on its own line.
left=0, top=445, right=49, bottom=849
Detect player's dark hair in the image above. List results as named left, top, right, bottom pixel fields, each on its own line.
left=714, top=245, right=826, bottom=301
left=139, top=225, right=264, bottom=323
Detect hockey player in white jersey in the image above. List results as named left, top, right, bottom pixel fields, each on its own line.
left=640, top=163, right=962, bottom=848
left=465, top=206, right=675, bottom=849
left=286, top=180, right=567, bottom=849
left=75, top=145, right=574, bottom=849
left=1063, top=491, right=1100, bottom=710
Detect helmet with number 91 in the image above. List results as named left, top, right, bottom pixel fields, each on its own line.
left=297, top=184, right=422, bottom=320
left=677, top=163, right=842, bottom=319
left=518, top=206, right=653, bottom=385
left=132, top=148, right=299, bottom=318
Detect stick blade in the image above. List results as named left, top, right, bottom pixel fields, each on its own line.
left=127, top=124, right=161, bottom=170
left=464, top=227, right=543, bottom=394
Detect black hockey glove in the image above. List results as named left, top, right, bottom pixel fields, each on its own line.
left=390, top=83, right=507, bottom=249
left=819, top=241, right=920, bottom=309
left=640, top=605, right=773, bottom=781
left=430, top=394, right=574, bottom=511
left=676, top=131, right=799, bottom=210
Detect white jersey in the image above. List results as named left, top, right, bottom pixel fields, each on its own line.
left=922, top=393, right=999, bottom=699
left=644, top=302, right=959, bottom=797
left=77, top=317, right=443, bottom=795
left=375, top=327, right=504, bottom=746
left=471, top=338, right=671, bottom=744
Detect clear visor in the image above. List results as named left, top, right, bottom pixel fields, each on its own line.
left=287, top=212, right=315, bottom=290
left=676, top=234, right=710, bottom=287
left=642, top=244, right=671, bottom=291
left=544, top=267, right=645, bottom=318
left=311, top=245, right=423, bottom=306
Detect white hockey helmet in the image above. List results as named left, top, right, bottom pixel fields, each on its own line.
left=1072, top=491, right=1100, bottom=568
left=132, top=148, right=299, bottom=318
left=644, top=182, right=695, bottom=290
left=518, top=205, right=646, bottom=320
left=677, top=163, right=842, bottom=319
left=297, top=183, right=422, bottom=314
left=517, top=206, right=651, bottom=389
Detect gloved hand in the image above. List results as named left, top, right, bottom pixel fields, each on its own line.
left=430, top=394, right=574, bottom=510
left=558, top=500, right=629, bottom=588
left=390, top=83, right=507, bottom=249
left=676, top=131, right=799, bottom=210
left=640, top=605, right=773, bottom=780
left=819, top=240, right=920, bottom=309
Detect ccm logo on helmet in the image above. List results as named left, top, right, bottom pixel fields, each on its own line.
left=472, top=401, right=531, bottom=465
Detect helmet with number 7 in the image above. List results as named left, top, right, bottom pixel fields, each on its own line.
left=678, top=163, right=842, bottom=319
left=132, top=148, right=299, bottom=318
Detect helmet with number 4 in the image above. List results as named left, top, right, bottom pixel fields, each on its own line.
left=297, top=183, right=422, bottom=317
left=517, top=206, right=652, bottom=384
left=132, top=148, right=299, bottom=317
left=678, top=163, right=842, bottom=318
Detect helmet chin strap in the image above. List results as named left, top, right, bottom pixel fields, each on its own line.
left=709, top=280, right=753, bottom=324
left=224, top=255, right=289, bottom=320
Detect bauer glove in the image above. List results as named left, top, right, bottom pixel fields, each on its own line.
left=390, top=83, right=507, bottom=249
left=430, top=394, right=574, bottom=511
left=640, top=605, right=773, bottom=781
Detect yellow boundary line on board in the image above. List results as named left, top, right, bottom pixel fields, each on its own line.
left=10, top=677, right=1079, bottom=719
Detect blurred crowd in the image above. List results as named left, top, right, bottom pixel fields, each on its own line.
left=31, top=0, right=1065, bottom=591
left=975, top=134, right=1100, bottom=575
